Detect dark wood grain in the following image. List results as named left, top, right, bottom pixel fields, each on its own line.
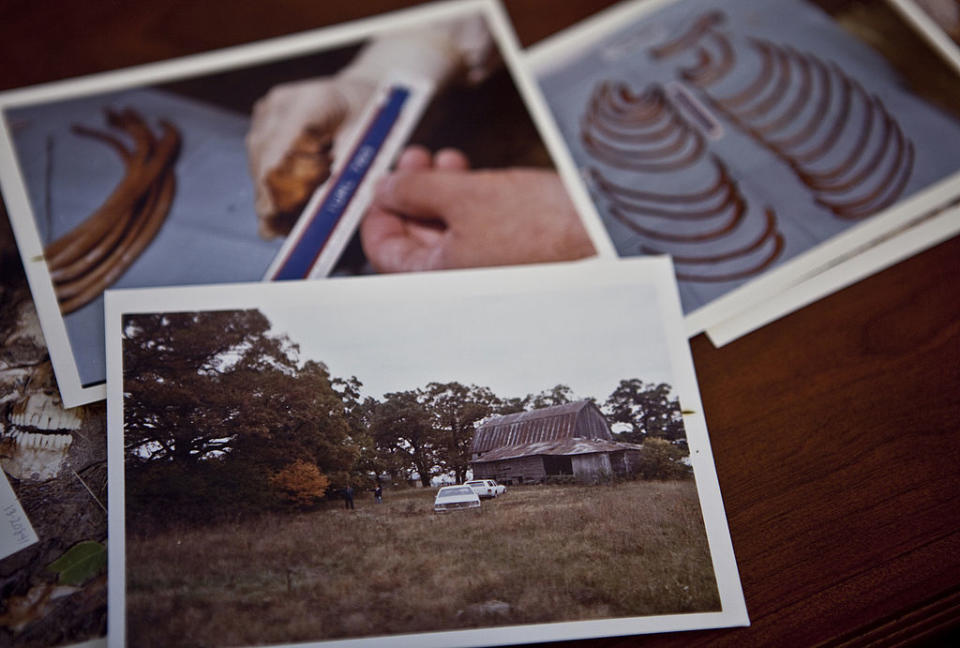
left=0, top=1, right=957, bottom=646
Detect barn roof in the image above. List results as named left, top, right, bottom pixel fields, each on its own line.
left=481, top=400, right=592, bottom=427
left=471, top=400, right=612, bottom=454
left=471, top=438, right=643, bottom=463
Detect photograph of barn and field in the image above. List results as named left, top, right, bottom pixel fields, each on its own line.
left=120, top=283, right=722, bottom=646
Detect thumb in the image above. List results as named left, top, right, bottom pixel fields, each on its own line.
left=374, top=170, right=473, bottom=221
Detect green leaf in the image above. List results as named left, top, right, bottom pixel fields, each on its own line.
left=46, top=541, right=107, bottom=586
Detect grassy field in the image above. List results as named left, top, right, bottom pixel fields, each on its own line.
left=126, top=480, right=720, bottom=646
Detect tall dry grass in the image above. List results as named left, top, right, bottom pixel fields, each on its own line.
left=126, top=480, right=720, bottom=647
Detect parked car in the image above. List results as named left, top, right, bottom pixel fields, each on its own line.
left=433, top=485, right=481, bottom=513
left=465, top=479, right=506, bottom=499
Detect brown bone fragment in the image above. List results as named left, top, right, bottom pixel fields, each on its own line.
left=46, top=114, right=178, bottom=270
left=262, top=127, right=334, bottom=238
left=43, top=109, right=180, bottom=314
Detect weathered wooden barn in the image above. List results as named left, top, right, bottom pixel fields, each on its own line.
left=470, top=400, right=644, bottom=484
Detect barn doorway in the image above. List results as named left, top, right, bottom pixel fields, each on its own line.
left=543, top=455, right=573, bottom=476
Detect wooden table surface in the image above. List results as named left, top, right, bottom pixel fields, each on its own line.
left=1, top=1, right=958, bottom=646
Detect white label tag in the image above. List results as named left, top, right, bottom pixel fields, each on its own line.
left=0, top=470, right=39, bottom=560
left=265, top=76, right=434, bottom=281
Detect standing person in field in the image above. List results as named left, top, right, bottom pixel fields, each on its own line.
left=344, top=485, right=355, bottom=510
left=374, top=484, right=383, bottom=504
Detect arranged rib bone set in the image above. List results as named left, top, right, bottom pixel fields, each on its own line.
left=581, top=9, right=915, bottom=282
left=583, top=83, right=783, bottom=282
left=44, top=108, right=180, bottom=314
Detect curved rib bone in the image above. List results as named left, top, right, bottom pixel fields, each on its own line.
left=670, top=232, right=784, bottom=282
left=641, top=207, right=779, bottom=263
left=713, top=40, right=776, bottom=109
left=802, top=110, right=894, bottom=193
left=593, top=168, right=739, bottom=220
left=588, top=156, right=730, bottom=204
left=45, top=109, right=180, bottom=314
left=611, top=193, right=745, bottom=241
left=680, top=32, right=735, bottom=87
left=46, top=116, right=178, bottom=270
left=45, top=110, right=154, bottom=261
left=787, top=73, right=862, bottom=165
left=57, top=168, right=176, bottom=314
left=583, top=124, right=706, bottom=171
left=585, top=97, right=681, bottom=143
left=751, top=49, right=813, bottom=136
left=768, top=61, right=847, bottom=155
left=650, top=11, right=726, bottom=59
left=598, top=83, right=665, bottom=123
left=736, top=46, right=792, bottom=121
left=816, top=139, right=914, bottom=218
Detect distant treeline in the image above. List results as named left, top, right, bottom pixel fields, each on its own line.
left=122, top=309, right=687, bottom=527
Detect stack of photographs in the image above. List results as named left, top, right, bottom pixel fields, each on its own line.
left=0, top=0, right=956, bottom=646
left=0, top=0, right=607, bottom=409
left=529, top=0, right=960, bottom=343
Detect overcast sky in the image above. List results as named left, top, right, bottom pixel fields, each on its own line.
left=261, top=281, right=675, bottom=402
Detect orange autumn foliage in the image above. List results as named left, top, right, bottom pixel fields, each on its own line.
left=269, top=460, right=330, bottom=506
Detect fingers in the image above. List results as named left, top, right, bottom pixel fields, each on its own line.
left=245, top=78, right=350, bottom=237
left=374, top=170, right=476, bottom=222
left=396, top=145, right=433, bottom=171
left=435, top=148, right=470, bottom=171
left=395, top=145, right=468, bottom=171
left=360, top=146, right=471, bottom=272
left=360, top=206, right=446, bottom=273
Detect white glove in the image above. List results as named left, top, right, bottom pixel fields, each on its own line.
left=246, top=14, right=496, bottom=239
left=246, top=76, right=374, bottom=238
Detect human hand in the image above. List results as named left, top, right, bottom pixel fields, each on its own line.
left=360, top=146, right=596, bottom=272
left=247, top=77, right=374, bottom=239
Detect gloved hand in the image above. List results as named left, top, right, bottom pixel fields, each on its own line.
left=246, top=76, right=374, bottom=239
left=246, top=14, right=496, bottom=239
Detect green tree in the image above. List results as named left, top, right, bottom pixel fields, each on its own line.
left=228, top=359, right=357, bottom=488
left=632, top=437, right=691, bottom=480
left=369, top=390, right=437, bottom=487
left=122, top=310, right=354, bottom=523
left=494, top=396, right=528, bottom=415
left=604, top=379, right=685, bottom=444
left=421, top=382, right=498, bottom=483
left=333, top=376, right=392, bottom=484
left=526, top=384, right=575, bottom=409
left=122, top=309, right=294, bottom=468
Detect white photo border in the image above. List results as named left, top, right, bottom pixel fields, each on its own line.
left=706, top=204, right=960, bottom=345
left=0, top=0, right=611, bottom=408
left=886, top=0, right=960, bottom=76
left=523, top=0, right=960, bottom=339
left=105, top=257, right=749, bottom=648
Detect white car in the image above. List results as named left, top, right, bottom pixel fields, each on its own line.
left=433, top=485, right=481, bottom=513
left=465, top=479, right=506, bottom=499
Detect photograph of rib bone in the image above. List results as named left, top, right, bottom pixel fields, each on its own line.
left=530, top=0, right=960, bottom=330
left=106, top=260, right=746, bottom=647
left=0, top=212, right=107, bottom=647
left=0, top=0, right=597, bottom=407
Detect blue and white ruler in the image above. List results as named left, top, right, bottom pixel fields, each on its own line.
left=265, top=77, right=433, bottom=280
